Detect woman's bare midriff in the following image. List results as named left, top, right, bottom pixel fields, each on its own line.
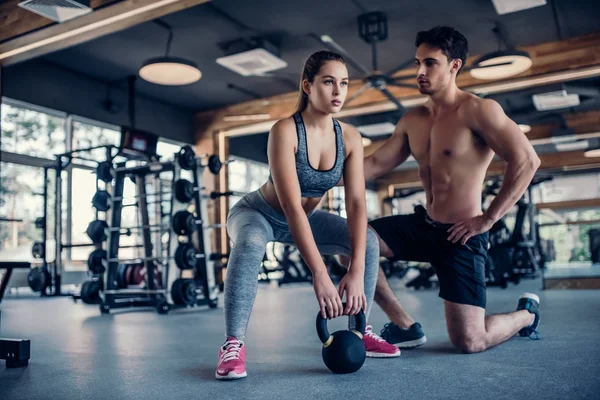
left=259, top=181, right=324, bottom=216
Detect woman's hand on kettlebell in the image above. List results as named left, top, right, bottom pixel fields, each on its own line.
left=313, top=270, right=343, bottom=319
left=338, top=269, right=366, bottom=316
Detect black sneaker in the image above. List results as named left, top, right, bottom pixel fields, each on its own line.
left=516, top=293, right=541, bottom=340
left=379, top=322, right=427, bottom=348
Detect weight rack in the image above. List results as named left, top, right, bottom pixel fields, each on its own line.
left=100, top=160, right=174, bottom=314
left=165, top=149, right=220, bottom=311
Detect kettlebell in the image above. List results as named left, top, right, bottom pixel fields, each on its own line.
left=316, top=305, right=366, bottom=374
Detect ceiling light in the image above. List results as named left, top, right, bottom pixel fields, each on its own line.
left=140, top=57, right=201, bottom=85
left=584, top=149, right=600, bottom=158
left=518, top=124, right=531, bottom=133
left=362, top=137, right=372, bottom=146
left=532, top=90, right=580, bottom=111
left=555, top=140, right=589, bottom=152
left=139, top=20, right=200, bottom=86
left=470, top=50, right=532, bottom=80
left=469, top=24, right=532, bottom=80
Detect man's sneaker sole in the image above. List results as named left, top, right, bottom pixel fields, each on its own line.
left=366, top=349, right=401, bottom=358
left=520, top=292, right=540, bottom=304
left=215, top=371, right=248, bottom=380
left=391, top=336, right=428, bottom=348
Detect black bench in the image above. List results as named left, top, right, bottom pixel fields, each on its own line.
left=0, top=262, right=31, bottom=303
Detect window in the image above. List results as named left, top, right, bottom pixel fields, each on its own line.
left=156, top=140, right=182, bottom=160
left=366, top=190, right=379, bottom=219
left=1, top=102, right=66, bottom=158
left=533, top=172, right=600, bottom=203
left=72, top=119, right=120, bottom=162
left=0, top=162, right=44, bottom=260
left=227, top=157, right=270, bottom=209
left=1, top=97, right=191, bottom=269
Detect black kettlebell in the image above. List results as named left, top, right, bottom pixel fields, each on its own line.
left=316, top=306, right=366, bottom=374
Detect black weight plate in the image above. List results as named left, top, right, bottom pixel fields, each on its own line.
left=172, top=211, right=194, bottom=235
left=117, top=264, right=129, bottom=288
left=207, top=155, right=222, bottom=175
left=174, top=179, right=194, bottom=203
left=171, top=278, right=186, bottom=305
left=86, top=220, right=108, bottom=243
left=35, top=217, right=45, bottom=229
left=96, top=161, right=113, bottom=183
left=81, top=279, right=103, bottom=304
left=31, top=242, right=45, bottom=259
left=92, top=190, right=111, bottom=212
left=178, top=145, right=196, bottom=171
left=27, top=267, right=47, bottom=292
left=87, top=249, right=107, bottom=274
left=175, top=243, right=196, bottom=269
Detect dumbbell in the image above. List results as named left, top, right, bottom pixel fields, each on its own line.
left=178, top=145, right=231, bottom=174
left=173, top=178, right=233, bottom=203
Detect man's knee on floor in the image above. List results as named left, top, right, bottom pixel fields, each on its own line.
left=450, top=332, right=487, bottom=354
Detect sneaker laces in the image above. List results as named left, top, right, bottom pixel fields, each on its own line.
left=220, top=339, right=243, bottom=363
left=528, top=330, right=540, bottom=340
left=365, top=325, right=386, bottom=343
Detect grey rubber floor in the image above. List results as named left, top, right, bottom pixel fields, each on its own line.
left=1, top=276, right=599, bottom=400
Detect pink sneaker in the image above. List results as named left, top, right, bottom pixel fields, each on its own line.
left=215, top=337, right=247, bottom=380
left=363, top=325, right=401, bottom=358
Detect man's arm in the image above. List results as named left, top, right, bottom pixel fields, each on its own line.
left=472, top=99, right=541, bottom=223
left=337, top=118, right=411, bottom=185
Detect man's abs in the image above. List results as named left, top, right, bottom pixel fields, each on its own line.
left=421, top=163, right=488, bottom=223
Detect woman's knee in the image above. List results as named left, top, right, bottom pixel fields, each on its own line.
left=232, top=225, right=270, bottom=253
left=366, top=228, right=381, bottom=259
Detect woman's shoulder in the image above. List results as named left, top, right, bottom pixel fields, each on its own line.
left=271, top=116, right=297, bottom=134
left=336, top=120, right=362, bottom=145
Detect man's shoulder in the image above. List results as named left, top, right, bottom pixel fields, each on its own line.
left=400, top=106, right=429, bottom=128
left=460, top=93, right=502, bottom=116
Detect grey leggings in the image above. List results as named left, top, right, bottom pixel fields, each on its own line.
left=224, top=190, right=380, bottom=340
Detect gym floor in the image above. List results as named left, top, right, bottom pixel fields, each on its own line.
left=1, top=277, right=599, bottom=400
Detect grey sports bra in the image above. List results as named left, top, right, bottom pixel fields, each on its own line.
left=268, top=113, right=345, bottom=198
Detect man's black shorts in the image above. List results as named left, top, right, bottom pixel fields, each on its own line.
left=369, top=212, right=489, bottom=309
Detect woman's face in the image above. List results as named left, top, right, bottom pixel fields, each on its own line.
left=304, top=60, right=349, bottom=113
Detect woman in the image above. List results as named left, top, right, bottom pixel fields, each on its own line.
left=216, top=51, right=400, bottom=380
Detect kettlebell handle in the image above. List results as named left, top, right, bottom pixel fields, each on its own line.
left=316, top=303, right=366, bottom=345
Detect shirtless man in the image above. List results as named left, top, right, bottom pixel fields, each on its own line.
left=365, top=26, right=542, bottom=353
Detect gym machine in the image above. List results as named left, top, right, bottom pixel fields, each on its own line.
left=483, top=176, right=552, bottom=288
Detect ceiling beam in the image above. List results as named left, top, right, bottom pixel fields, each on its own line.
left=376, top=149, right=600, bottom=189
left=0, top=0, right=211, bottom=67
left=196, top=32, right=600, bottom=136
left=0, top=0, right=116, bottom=43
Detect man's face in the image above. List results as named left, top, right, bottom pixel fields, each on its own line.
left=414, top=44, right=460, bottom=95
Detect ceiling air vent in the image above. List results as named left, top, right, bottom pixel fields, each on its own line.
left=216, top=37, right=287, bottom=77
left=18, top=0, right=92, bottom=23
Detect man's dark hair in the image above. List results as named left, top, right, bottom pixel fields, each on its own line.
left=415, top=26, right=469, bottom=73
